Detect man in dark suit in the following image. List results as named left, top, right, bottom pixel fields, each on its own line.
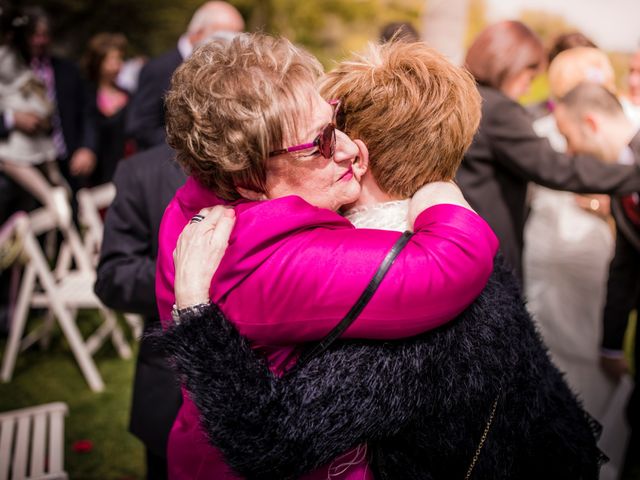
left=24, top=7, right=98, bottom=192
left=94, top=143, right=187, bottom=479
left=457, top=82, right=640, bottom=279
left=126, top=1, right=244, bottom=150
left=554, top=82, right=640, bottom=477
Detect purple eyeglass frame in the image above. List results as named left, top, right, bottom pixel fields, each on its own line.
left=268, top=99, right=341, bottom=158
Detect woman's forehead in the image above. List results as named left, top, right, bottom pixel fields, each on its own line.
left=294, top=92, right=332, bottom=140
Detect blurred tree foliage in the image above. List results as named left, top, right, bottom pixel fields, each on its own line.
left=519, top=8, right=577, bottom=45
left=16, top=0, right=423, bottom=65
left=464, top=0, right=487, bottom=47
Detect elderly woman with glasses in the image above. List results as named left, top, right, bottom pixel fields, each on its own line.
left=160, top=39, right=602, bottom=479
left=155, top=33, right=498, bottom=479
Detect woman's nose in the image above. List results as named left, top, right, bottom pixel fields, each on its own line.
left=333, top=129, right=358, bottom=163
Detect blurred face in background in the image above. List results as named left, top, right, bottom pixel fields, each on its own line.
left=29, top=19, right=50, bottom=58
left=629, top=50, right=640, bottom=104
left=501, top=66, right=539, bottom=100
left=100, top=48, right=124, bottom=83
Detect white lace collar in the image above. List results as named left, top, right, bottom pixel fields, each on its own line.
left=343, top=200, right=410, bottom=232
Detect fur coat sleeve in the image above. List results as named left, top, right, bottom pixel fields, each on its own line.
left=158, top=257, right=603, bottom=480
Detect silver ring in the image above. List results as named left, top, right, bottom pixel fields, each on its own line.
left=190, top=214, right=205, bottom=224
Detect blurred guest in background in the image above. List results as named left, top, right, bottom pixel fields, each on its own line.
left=0, top=2, right=58, bottom=216
left=0, top=1, right=58, bottom=331
left=457, top=20, right=640, bottom=279
left=622, top=48, right=640, bottom=125
left=22, top=6, right=97, bottom=193
left=94, top=143, right=186, bottom=480
left=528, top=31, right=596, bottom=120
left=82, top=33, right=130, bottom=185
left=125, top=1, right=244, bottom=151
left=554, top=82, right=640, bottom=479
left=524, top=46, right=628, bottom=476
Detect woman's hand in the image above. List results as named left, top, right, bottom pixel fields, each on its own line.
left=574, top=194, right=611, bottom=220
left=408, top=181, right=474, bottom=230
left=174, top=206, right=236, bottom=309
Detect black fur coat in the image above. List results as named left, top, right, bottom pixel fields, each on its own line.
left=157, top=258, right=603, bottom=479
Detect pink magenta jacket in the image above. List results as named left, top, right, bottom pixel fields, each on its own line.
left=156, top=176, right=499, bottom=480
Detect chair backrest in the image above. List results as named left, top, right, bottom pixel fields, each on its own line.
left=77, top=183, right=115, bottom=266
left=0, top=402, right=68, bottom=480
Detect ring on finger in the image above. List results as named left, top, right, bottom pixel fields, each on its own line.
left=190, top=214, right=205, bottom=224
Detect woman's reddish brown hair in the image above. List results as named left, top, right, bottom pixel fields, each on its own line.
left=465, top=20, right=545, bottom=90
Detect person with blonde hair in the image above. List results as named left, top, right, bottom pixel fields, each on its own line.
left=155, top=33, right=499, bottom=479
left=158, top=39, right=602, bottom=479
left=528, top=31, right=597, bottom=120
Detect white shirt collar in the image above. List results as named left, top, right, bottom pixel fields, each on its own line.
left=177, top=35, right=193, bottom=60
left=618, top=144, right=635, bottom=166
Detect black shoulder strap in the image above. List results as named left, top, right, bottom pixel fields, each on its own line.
left=294, top=230, right=414, bottom=369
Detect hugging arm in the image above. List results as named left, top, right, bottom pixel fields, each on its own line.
left=159, top=303, right=433, bottom=480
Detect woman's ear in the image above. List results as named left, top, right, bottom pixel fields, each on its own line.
left=236, top=186, right=266, bottom=201
left=352, top=139, right=369, bottom=182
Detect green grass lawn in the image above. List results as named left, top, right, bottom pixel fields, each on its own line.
left=0, top=312, right=144, bottom=479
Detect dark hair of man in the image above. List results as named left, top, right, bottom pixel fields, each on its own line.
left=379, top=22, right=419, bottom=43
left=547, top=32, right=596, bottom=64
left=559, top=82, right=624, bottom=118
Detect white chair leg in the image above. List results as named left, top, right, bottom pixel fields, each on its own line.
left=38, top=310, right=57, bottom=349
left=106, top=310, right=132, bottom=359
left=50, top=303, right=105, bottom=392
left=124, top=313, right=143, bottom=340
left=25, top=233, right=105, bottom=392
left=85, top=317, right=113, bottom=355
left=85, top=310, right=132, bottom=360
left=1, top=264, right=36, bottom=383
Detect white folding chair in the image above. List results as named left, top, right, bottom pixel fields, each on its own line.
left=0, top=402, right=68, bottom=480
left=77, top=183, right=143, bottom=339
left=0, top=193, right=132, bottom=392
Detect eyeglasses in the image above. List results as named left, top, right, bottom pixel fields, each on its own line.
left=268, top=99, right=341, bottom=159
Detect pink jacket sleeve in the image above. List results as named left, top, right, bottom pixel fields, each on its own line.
left=220, top=204, right=499, bottom=345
